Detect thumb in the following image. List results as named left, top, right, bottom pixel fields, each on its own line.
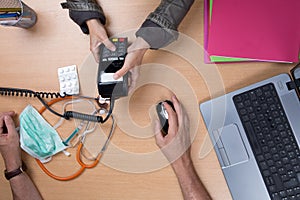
left=103, top=39, right=116, bottom=52
left=113, top=64, right=130, bottom=80
left=154, top=120, right=164, bottom=145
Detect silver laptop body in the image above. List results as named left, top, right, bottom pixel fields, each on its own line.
left=200, top=73, right=300, bottom=200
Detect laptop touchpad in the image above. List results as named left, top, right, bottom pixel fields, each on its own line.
left=218, top=124, right=249, bottom=167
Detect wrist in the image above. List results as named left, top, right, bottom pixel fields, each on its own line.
left=171, top=153, right=194, bottom=175
left=4, top=157, right=22, bottom=172
left=4, top=161, right=26, bottom=180
left=86, top=18, right=101, bottom=29
left=136, top=37, right=150, bottom=50
left=128, top=37, right=150, bottom=53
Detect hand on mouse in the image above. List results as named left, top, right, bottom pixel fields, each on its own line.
left=154, top=95, right=191, bottom=166
left=0, top=111, right=22, bottom=171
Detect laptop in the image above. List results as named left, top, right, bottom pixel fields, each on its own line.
left=200, top=63, right=300, bottom=200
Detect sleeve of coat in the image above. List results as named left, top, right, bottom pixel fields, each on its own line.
left=136, top=0, right=195, bottom=49
left=61, top=0, right=106, bottom=34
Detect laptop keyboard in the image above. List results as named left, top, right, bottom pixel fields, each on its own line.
left=233, top=83, right=300, bottom=200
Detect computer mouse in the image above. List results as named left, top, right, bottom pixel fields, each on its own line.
left=156, top=100, right=175, bottom=137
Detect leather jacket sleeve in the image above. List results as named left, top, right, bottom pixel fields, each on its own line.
left=61, top=0, right=106, bottom=34
left=61, top=0, right=194, bottom=48
left=136, top=0, right=195, bottom=49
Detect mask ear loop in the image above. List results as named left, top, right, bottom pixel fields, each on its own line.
left=35, top=97, right=114, bottom=181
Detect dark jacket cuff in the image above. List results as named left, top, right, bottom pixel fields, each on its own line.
left=136, top=19, right=177, bottom=49
left=61, top=0, right=106, bottom=34
left=69, top=10, right=106, bottom=34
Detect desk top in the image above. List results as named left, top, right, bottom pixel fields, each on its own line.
left=0, top=0, right=295, bottom=199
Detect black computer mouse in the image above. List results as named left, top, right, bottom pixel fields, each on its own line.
left=156, top=100, right=176, bottom=137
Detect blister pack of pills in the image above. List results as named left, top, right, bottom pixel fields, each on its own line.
left=57, top=65, right=80, bottom=95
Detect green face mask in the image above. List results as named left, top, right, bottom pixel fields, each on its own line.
left=19, top=105, right=66, bottom=163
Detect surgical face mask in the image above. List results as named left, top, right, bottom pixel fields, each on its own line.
left=19, top=105, right=66, bottom=163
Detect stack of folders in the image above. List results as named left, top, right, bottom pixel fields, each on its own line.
left=204, top=0, right=300, bottom=63
left=0, top=7, right=21, bottom=26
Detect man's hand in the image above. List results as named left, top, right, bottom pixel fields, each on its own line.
left=86, top=19, right=116, bottom=63
left=154, top=95, right=191, bottom=165
left=154, top=97, right=211, bottom=200
left=0, top=111, right=22, bottom=171
left=113, top=37, right=150, bottom=80
left=128, top=66, right=140, bottom=94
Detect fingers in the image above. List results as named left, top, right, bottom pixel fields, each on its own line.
left=0, top=116, right=4, bottom=131
left=0, top=111, right=15, bottom=117
left=91, top=37, right=116, bottom=60
left=92, top=49, right=100, bottom=63
left=171, top=95, right=182, bottom=117
left=88, top=19, right=116, bottom=63
left=0, top=112, right=15, bottom=134
left=113, top=43, right=147, bottom=80
left=113, top=65, right=130, bottom=80
left=128, top=67, right=140, bottom=94
left=113, top=61, right=131, bottom=80
left=102, top=39, right=116, bottom=52
left=154, top=120, right=163, bottom=142
left=4, top=115, right=16, bottom=133
left=113, top=51, right=141, bottom=80
left=163, top=102, right=178, bottom=137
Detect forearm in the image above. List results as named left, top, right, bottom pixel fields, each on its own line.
left=5, top=159, right=42, bottom=200
left=0, top=114, right=42, bottom=200
left=9, top=173, right=43, bottom=200
left=172, top=158, right=211, bottom=200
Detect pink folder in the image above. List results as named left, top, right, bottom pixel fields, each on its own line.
left=207, top=0, right=300, bottom=63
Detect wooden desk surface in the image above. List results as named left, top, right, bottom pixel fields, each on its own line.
left=0, top=0, right=296, bottom=199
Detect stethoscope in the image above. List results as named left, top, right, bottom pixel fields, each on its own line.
left=35, top=96, right=115, bottom=181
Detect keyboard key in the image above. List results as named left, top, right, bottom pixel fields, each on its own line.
left=272, top=174, right=283, bottom=189
left=284, top=178, right=298, bottom=188
left=279, top=190, right=287, bottom=197
left=244, top=122, right=261, bottom=154
left=271, top=193, right=281, bottom=200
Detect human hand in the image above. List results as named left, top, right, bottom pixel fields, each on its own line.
left=154, top=95, right=192, bottom=166
left=127, top=66, right=140, bottom=94
left=113, top=37, right=150, bottom=80
left=0, top=111, right=22, bottom=171
left=86, top=19, right=116, bottom=63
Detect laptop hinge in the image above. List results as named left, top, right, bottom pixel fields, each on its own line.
left=286, top=78, right=300, bottom=90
